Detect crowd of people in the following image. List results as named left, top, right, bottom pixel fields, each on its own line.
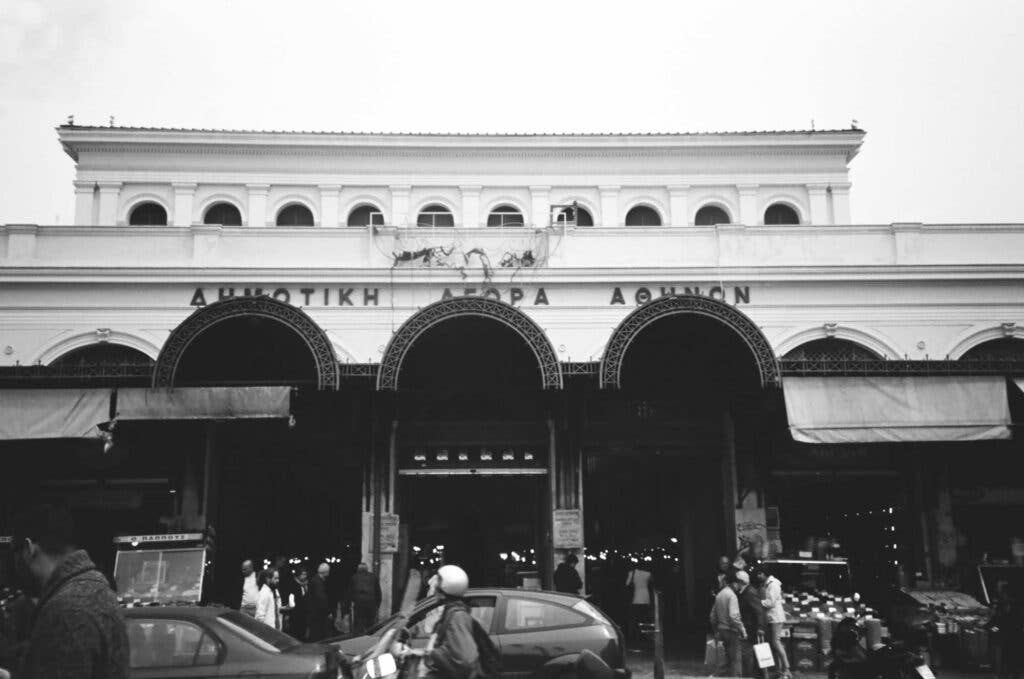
left=708, top=555, right=791, bottom=679
left=237, top=555, right=383, bottom=642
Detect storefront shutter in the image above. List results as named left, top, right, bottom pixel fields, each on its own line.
left=0, top=388, right=111, bottom=439
left=115, top=386, right=291, bottom=420
left=783, top=376, right=1011, bottom=444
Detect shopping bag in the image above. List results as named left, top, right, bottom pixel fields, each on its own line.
left=703, top=638, right=725, bottom=673
left=754, top=641, right=775, bottom=669
left=335, top=611, right=352, bottom=634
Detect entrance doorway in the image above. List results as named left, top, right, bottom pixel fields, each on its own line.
left=401, top=475, right=546, bottom=587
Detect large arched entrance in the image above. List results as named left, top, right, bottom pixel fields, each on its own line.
left=151, top=297, right=359, bottom=608
left=588, top=296, right=779, bottom=637
left=378, top=298, right=562, bottom=593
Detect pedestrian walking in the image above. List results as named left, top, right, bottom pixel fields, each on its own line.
left=255, top=568, right=282, bottom=630
left=308, top=562, right=331, bottom=641
left=240, top=559, right=259, bottom=616
left=710, top=572, right=747, bottom=678
left=625, top=563, right=653, bottom=645
left=347, top=562, right=382, bottom=634
left=554, top=553, right=583, bottom=594
left=288, top=566, right=311, bottom=641
left=738, top=569, right=768, bottom=677
left=758, top=570, right=791, bottom=679
left=10, top=504, right=129, bottom=678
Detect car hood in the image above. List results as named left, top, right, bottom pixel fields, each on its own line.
left=331, top=634, right=380, bottom=656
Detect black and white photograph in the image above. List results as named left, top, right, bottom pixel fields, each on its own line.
left=1, top=1, right=1022, bottom=677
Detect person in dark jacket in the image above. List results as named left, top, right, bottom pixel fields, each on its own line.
left=307, top=562, right=332, bottom=641
left=400, top=564, right=481, bottom=679
left=737, top=569, right=767, bottom=677
left=554, top=553, right=583, bottom=594
left=287, top=567, right=311, bottom=641
left=346, top=562, right=382, bottom=634
left=10, top=504, right=129, bottom=678
left=988, top=591, right=1024, bottom=679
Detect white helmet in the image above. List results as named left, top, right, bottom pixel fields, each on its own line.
left=436, top=565, right=469, bottom=597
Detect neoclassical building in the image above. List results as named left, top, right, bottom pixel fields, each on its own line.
left=1, top=125, right=1022, bottom=623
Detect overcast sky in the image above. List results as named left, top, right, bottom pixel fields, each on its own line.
left=1, top=0, right=1022, bottom=225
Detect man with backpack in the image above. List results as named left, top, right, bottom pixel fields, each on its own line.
left=401, top=564, right=498, bottom=679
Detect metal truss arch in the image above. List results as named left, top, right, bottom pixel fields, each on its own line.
left=153, top=296, right=339, bottom=390
left=600, top=295, right=779, bottom=389
left=377, top=297, right=563, bottom=391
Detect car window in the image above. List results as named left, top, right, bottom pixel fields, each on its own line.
left=503, top=597, right=588, bottom=632
left=216, top=610, right=300, bottom=652
left=126, top=619, right=220, bottom=669
left=407, top=596, right=497, bottom=637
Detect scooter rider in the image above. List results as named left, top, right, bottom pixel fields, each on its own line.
left=400, top=565, right=481, bottom=679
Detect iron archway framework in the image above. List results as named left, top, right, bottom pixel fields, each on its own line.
left=377, top=297, right=563, bottom=391
left=153, top=296, right=340, bottom=390
left=600, top=295, right=780, bottom=389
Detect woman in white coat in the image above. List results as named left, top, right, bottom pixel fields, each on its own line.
left=256, top=567, right=283, bottom=630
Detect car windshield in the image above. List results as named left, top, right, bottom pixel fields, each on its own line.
left=366, top=612, right=406, bottom=635
left=217, top=610, right=301, bottom=652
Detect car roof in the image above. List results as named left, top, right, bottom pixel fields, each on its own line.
left=433, top=588, right=585, bottom=604
left=123, top=605, right=231, bottom=619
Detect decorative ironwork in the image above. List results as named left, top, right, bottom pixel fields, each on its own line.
left=599, top=295, right=780, bottom=389
left=0, top=361, right=153, bottom=386
left=377, top=297, right=563, bottom=391
left=780, top=358, right=1024, bottom=376
left=153, top=296, right=339, bottom=390
left=339, top=363, right=379, bottom=379
left=561, top=361, right=599, bottom=376
left=782, top=338, right=880, bottom=362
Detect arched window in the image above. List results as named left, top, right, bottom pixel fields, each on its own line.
left=555, top=205, right=594, bottom=227
left=783, top=338, right=880, bottom=361
left=347, top=204, right=385, bottom=227
left=203, top=202, right=242, bottom=226
left=764, top=203, right=800, bottom=225
left=51, top=344, right=155, bottom=368
left=417, top=204, right=455, bottom=228
left=276, top=204, right=314, bottom=227
left=128, top=202, right=168, bottom=226
left=694, top=205, right=731, bottom=226
left=487, top=205, right=525, bottom=228
left=625, top=205, right=661, bottom=227
left=960, top=338, right=1024, bottom=362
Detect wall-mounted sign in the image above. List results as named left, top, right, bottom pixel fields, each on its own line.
left=188, top=285, right=751, bottom=308
left=735, top=507, right=769, bottom=558
left=113, top=533, right=204, bottom=545
left=553, top=509, right=583, bottom=549
left=380, top=514, right=400, bottom=554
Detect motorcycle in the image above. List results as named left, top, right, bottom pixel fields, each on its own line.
left=829, top=617, right=934, bottom=679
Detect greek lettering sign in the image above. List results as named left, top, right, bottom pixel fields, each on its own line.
left=380, top=514, right=400, bottom=554
left=553, top=509, right=583, bottom=549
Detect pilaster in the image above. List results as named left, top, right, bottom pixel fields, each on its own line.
left=172, top=182, right=197, bottom=227
left=831, top=183, right=852, bottom=224
left=738, top=184, right=759, bottom=225
left=807, top=183, right=830, bottom=225
left=459, top=185, right=481, bottom=228
left=599, top=185, right=620, bottom=227
left=668, top=184, right=690, bottom=227
left=530, top=185, right=551, bottom=228
left=246, top=184, right=269, bottom=227
left=389, top=185, right=411, bottom=227
left=96, top=181, right=122, bottom=226
left=319, top=184, right=342, bottom=227
left=73, top=181, right=95, bottom=226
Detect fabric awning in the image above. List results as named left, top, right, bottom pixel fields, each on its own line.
left=0, top=389, right=111, bottom=440
left=115, top=386, right=291, bottom=421
left=1015, top=378, right=1024, bottom=395
left=783, top=376, right=1011, bottom=444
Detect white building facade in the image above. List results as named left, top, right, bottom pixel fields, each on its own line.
left=2, top=126, right=1022, bottom=621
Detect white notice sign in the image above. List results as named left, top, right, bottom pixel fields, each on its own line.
left=553, top=509, right=583, bottom=548
left=380, top=514, right=400, bottom=554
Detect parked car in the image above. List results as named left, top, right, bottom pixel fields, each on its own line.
left=330, top=589, right=629, bottom=679
left=123, top=605, right=341, bottom=678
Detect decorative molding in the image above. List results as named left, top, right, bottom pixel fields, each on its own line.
left=152, top=296, right=339, bottom=390
left=377, top=297, right=562, bottom=391
left=600, top=295, right=779, bottom=389
left=33, top=329, right=161, bottom=365
left=944, top=322, right=1024, bottom=359
left=772, top=323, right=901, bottom=359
